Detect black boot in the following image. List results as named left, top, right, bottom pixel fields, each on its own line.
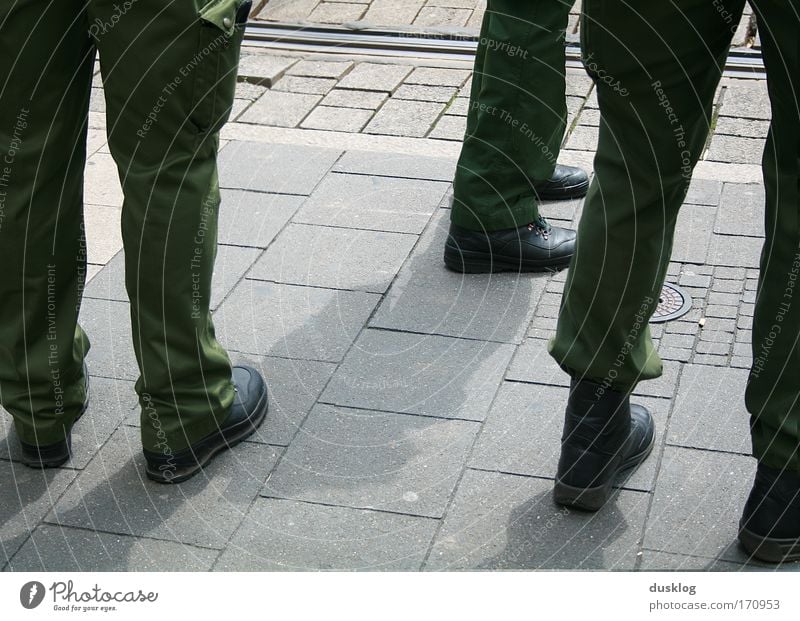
left=443, top=217, right=576, bottom=274
left=554, top=378, right=655, bottom=511
left=739, top=463, right=800, bottom=563
left=533, top=164, right=590, bottom=201
left=144, top=365, right=268, bottom=484
left=20, top=370, right=90, bottom=469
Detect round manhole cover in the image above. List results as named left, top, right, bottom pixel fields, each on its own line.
left=650, top=282, right=692, bottom=323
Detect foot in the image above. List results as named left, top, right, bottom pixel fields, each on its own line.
left=554, top=378, right=655, bottom=511
left=739, top=463, right=800, bottom=563
left=20, top=371, right=90, bottom=469
left=443, top=217, right=576, bottom=273
left=144, top=365, right=268, bottom=484
left=533, top=164, right=590, bottom=201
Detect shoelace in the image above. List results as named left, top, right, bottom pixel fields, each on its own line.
left=527, top=216, right=552, bottom=240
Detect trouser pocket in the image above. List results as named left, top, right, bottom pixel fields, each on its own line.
left=190, top=0, right=251, bottom=136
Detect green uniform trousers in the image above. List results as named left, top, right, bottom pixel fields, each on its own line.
left=0, top=0, right=249, bottom=453
left=451, top=0, right=573, bottom=232
left=549, top=0, right=800, bottom=471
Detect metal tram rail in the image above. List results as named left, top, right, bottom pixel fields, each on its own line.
left=243, top=22, right=766, bottom=80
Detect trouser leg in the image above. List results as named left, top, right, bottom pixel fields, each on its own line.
left=0, top=0, right=92, bottom=445
left=549, top=0, right=744, bottom=391
left=745, top=0, right=800, bottom=472
left=91, top=0, right=249, bottom=452
left=451, top=0, right=571, bottom=232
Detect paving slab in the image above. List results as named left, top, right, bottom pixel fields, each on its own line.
left=218, top=141, right=342, bottom=195
left=215, top=497, right=437, bottom=571
left=6, top=523, right=218, bottom=572
left=249, top=223, right=417, bottom=293
left=333, top=150, right=457, bottom=182
left=425, top=469, right=649, bottom=570
left=293, top=172, right=448, bottom=234
left=365, top=99, right=445, bottom=137
left=469, top=383, right=668, bottom=492
left=336, top=62, right=412, bottom=92
left=237, top=54, right=298, bottom=86
left=714, top=183, right=765, bottom=237
left=49, top=426, right=281, bottom=549
left=0, top=376, right=137, bottom=469
left=668, top=364, right=751, bottom=454
left=218, top=189, right=304, bottom=248
left=643, top=446, right=755, bottom=564
left=708, top=234, right=763, bottom=268
left=671, top=204, right=716, bottom=264
left=320, top=328, right=514, bottom=421
left=0, top=462, right=77, bottom=566
left=215, top=279, right=380, bottom=362
left=371, top=212, right=545, bottom=343
left=263, top=403, right=479, bottom=518
left=79, top=298, right=139, bottom=381
left=215, top=498, right=437, bottom=571
left=637, top=550, right=782, bottom=572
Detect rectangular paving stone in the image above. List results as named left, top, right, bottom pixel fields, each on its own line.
left=0, top=376, right=137, bottom=469
left=425, top=469, right=649, bottom=570
left=719, top=79, right=771, bottom=120
left=714, top=116, right=770, bottom=139
left=263, top=404, right=479, bottom=518
left=633, top=359, right=681, bottom=400
left=365, top=99, right=445, bottom=137
left=321, top=88, right=388, bottom=110
left=672, top=204, right=715, bottom=263
left=470, top=383, right=667, bottom=492
left=333, top=150, right=457, bottom=182
left=238, top=90, right=321, bottom=127
left=273, top=75, right=337, bottom=95
left=394, top=84, right=458, bottom=103
left=371, top=212, right=545, bottom=343
left=708, top=234, right=763, bottom=268
left=668, top=365, right=751, bottom=454
left=0, top=463, right=77, bottom=565
left=6, top=524, right=218, bottom=571
left=429, top=115, right=467, bottom=141
left=405, top=66, right=471, bottom=87
left=287, top=59, right=354, bottom=79
left=293, top=172, right=448, bottom=234
left=506, top=339, right=569, bottom=386
left=79, top=298, right=138, bottom=381
left=249, top=223, right=416, bottom=293
left=683, top=178, right=723, bottom=206
left=219, top=141, right=341, bottom=195
left=216, top=498, right=437, bottom=571
left=336, top=62, right=412, bottom=92
left=237, top=53, right=298, bottom=86
left=643, top=446, right=755, bottom=563
left=83, top=244, right=258, bottom=311
left=215, top=280, right=380, bottom=362
left=49, top=426, right=280, bottom=549
left=84, top=204, right=123, bottom=265
left=308, top=2, right=368, bottom=22
left=300, top=105, right=373, bottom=132
left=218, top=189, right=304, bottom=248
left=706, top=135, right=765, bottom=165
left=714, top=183, right=765, bottom=237
left=321, top=329, right=514, bottom=422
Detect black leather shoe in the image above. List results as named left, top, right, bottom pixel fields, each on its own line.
left=444, top=217, right=576, bottom=273
left=144, top=365, right=268, bottom=484
left=554, top=378, right=655, bottom=511
left=739, top=463, right=800, bottom=563
left=533, top=164, right=590, bottom=201
left=20, top=371, right=90, bottom=469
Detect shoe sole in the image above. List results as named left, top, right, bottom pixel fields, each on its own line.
left=443, top=247, right=573, bottom=274
left=553, top=431, right=656, bottom=512
left=145, top=389, right=269, bottom=485
left=534, top=179, right=591, bottom=202
left=738, top=523, right=800, bottom=563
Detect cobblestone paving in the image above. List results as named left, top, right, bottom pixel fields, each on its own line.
left=1, top=46, right=794, bottom=572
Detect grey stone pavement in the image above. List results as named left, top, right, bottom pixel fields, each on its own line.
left=2, top=41, right=795, bottom=572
